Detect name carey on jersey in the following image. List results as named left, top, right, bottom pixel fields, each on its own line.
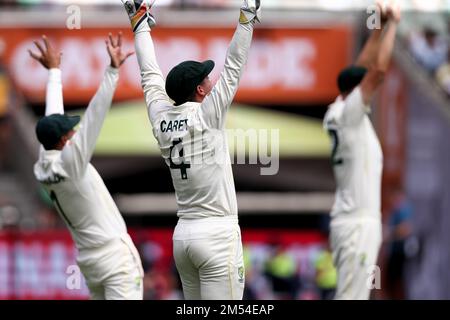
left=160, top=119, right=188, bottom=133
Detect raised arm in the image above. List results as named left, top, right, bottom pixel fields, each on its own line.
left=200, top=0, right=261, bottom=129
left=62, top=33, right=133, bottom=176
left=29, top=35, right=64, bottom=115
left=355, top=0, right=389, bottom=69
left=122, top=0, right=172, bottom=116
left=360, top=1, right=401, bottom=104
left=45, top=69, right=64, bottom=115
left=134, top=30, right=172, bottom=111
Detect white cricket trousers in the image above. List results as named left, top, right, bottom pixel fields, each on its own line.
left=77, top=234, right=144, bottom=300
left=173, top=216, right=245, bottom=300
left=330, top=215, right=382, bottom=300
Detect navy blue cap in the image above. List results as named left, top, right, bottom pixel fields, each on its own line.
left=337, top=66, right=368, bottom=94
left=165, top=60, right=215, bottom=106
left=36, top=114, right=80, bottom=150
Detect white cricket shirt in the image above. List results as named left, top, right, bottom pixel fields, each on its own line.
left=323, top=87, right=383, bottom=219
left=135, top=22, right=255, bottom=219
left=34, top=67, right=127, bottom=249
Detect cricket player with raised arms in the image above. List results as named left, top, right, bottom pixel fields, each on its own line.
left=31, top=34, right=144, bottom=300
left=323, top=0, right=401, bottom=299
left=121, top=0, right=260, bottom=299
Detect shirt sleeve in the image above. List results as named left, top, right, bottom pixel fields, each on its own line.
left=61, top=66, right=119, bottom=177
left=341, top=86, right=370, bottom=127
left=134, top=30, right=173, bottom=124
left=45, top=68, right=64, bottom=116
left=199, top=22, right=254, bottom=129
left=37, top=68, right=65, bottom=154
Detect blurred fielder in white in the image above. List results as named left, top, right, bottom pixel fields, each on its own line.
left=31, top=34, right=144, bottom=300
left=323, top=1, right=401, bottom=300
left=121, top=0, right=260, bottom=299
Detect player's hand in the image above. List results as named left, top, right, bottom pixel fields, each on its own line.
left=105, top=32, right=134, bottom=69
left=375, top=0, right=389, bottom=25
left=386, top=1, right=401, bottom=24
left=239, top=0, right=261, bottom=24
left=29, top=35, right=62, bottom=70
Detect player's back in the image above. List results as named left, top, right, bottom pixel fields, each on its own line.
left=34, top=148, right=127, bottom=249
left=323, top=87, right=383, bottom=219
left=149, top=101, right=237, bottom=219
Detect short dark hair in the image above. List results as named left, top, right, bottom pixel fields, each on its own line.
left=186, top=90, right=197, bottom=104
left=42, top=141, right=58, bottom=151
left=337, top=66, right=367, bottom=94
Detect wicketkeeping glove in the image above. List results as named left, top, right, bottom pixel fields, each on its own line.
left=239, top=0, right=261, bottom=24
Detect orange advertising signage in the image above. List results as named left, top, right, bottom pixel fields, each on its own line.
left=0, top=26, right=352, bottom=105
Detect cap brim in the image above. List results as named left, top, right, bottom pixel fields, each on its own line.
left=202, top=60, right=215, bottom=78
left=67, top=115, right=81, bottom=129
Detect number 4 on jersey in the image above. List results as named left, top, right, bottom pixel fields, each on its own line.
left=169, top=138, right=191, bottom=180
